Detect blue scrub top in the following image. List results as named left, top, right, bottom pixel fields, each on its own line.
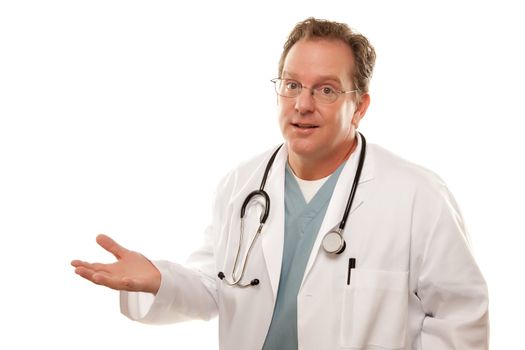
left=262, top=162, right=346, bottom=350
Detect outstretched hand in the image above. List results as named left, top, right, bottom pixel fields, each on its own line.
left=71, top=234, right=161, bottom=294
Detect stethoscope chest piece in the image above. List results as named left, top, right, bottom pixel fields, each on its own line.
left=322, top=229, right=346, bottom=254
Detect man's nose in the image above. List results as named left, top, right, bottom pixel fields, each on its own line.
left=294, top=87, right=315, bottom=114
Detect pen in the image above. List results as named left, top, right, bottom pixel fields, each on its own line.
left=347, top=258, right=356, bottom=285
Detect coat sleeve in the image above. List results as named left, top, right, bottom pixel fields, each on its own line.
left=119, top=225, right=219, bottom=324
left=412, top=183, right=489, bottom=349
left=118, top=171, right=235, bottom=324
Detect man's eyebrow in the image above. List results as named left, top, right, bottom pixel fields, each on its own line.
left=282, top=71, right=342, bottom=85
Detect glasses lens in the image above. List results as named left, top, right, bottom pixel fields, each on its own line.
left=274, top=79, right=284, bottom=95
left=314, top=87, right=338, bottom=104
left=274, top=79, right=301, bottom=98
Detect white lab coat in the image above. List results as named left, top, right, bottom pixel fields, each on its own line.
left=121, top=140, right=489, bottom=350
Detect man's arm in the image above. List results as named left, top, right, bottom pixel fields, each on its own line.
left=413, top=186, right=489, bottom=349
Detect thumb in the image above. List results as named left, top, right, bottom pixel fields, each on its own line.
left=96, top=234, right=129, bottom=260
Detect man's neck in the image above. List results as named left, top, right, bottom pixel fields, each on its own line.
left=288, top=138, right=357, bottom=180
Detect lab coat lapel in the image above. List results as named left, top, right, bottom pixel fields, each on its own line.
left=302, top=141, right=375, bottom=284
left=261, top=146, right=287, bottom=300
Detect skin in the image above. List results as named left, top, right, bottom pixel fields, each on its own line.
left=278, top=38, right=370, bottom=180
left=71, top=234, right=161, bottom=294
left=71, top=37, right=371, bottom=294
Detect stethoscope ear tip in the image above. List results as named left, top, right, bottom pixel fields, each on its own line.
left=250, top=279, right=260, bottom=286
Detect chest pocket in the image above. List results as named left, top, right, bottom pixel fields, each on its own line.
left=340, top=269, right=409, bottom=349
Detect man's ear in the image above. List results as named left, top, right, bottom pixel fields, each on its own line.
left=352, top=93, right=370, bottom=128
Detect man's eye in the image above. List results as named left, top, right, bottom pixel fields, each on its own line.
left=286, top=81, right=300, bottom=90
left=320, top=86, right=336, bottom=95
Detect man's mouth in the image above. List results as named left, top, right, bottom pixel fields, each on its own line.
left=292, top=123, right=319, bottom=129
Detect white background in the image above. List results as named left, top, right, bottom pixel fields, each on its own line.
left=1, top=0, right=523, bottom=348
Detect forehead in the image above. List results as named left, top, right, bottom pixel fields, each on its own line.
left=282, top=38, right=355, bottom=84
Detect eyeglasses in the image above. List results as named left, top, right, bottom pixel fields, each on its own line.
left=271, top=78, right=359, bottom=104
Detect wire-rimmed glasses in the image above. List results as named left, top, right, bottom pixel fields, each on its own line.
left=271, top=78, right=358, bottom=104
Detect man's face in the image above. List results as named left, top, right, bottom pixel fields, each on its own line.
left=278, top=38, right=366, bottom=167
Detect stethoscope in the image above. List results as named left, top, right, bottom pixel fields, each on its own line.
left=218, top=132, right=367, bottom=287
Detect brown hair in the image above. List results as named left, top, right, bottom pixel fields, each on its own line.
left=278, top=17, right=376, bottom=93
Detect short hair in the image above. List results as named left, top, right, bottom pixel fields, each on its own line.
left=278, top=17, right=376, bottom=93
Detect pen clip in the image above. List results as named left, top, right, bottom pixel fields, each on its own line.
left=347, top=258, right=356, bottom=285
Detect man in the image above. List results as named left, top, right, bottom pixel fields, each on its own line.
left=72, top=17, right=489, bottom=349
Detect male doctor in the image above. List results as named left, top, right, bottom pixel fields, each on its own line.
left=72, top=18, right=489, bottom=349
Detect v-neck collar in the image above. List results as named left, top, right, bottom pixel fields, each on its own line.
left=284, top=161, right=346, bottom=219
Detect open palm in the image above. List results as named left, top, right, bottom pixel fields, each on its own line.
left=71, top=234, right=161, bottom=294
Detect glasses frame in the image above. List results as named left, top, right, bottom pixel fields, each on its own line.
left=271, top=78, right=359, bottom=104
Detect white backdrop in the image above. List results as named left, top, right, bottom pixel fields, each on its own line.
left=1, top=1, right=523, bottom=348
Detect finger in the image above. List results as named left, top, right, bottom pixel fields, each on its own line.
left=71, top=260, right=95, bottom=269
left=74, top=267, right=117, bottom=289
left=71, top=259, right=84, bottom=267
left=76, top=267, right=157, bottom=293
left=71, top=260, right=110, bottom=273
left=96, top=234, right=129, bottom=260
left=74, top=266, right=97, bottom=282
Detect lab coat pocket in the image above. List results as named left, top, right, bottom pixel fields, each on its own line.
left=340, top=269, right=408, bottom=349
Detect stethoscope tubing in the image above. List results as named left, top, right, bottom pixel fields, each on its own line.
left=219, top=133, right=366, bottom=286
left=338, top=133, right=366, bottom=231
